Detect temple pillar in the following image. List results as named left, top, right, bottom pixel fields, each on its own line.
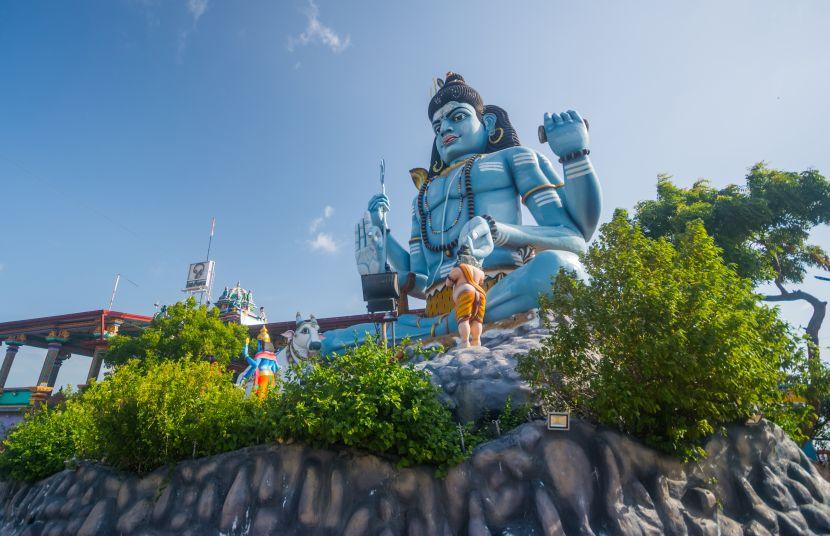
left=87, top=344, right=106, bottom=383
left=37, top=329, right=69, bottom=387
left=0, top=336, right=26, bottom=390
left=46, top=350, right=71, bottom=388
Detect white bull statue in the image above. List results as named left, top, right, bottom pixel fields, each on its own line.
left=236, top=313, right=324, bottom=396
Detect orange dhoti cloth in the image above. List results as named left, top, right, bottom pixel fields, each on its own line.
left=455, top=264, right=487, bottom=323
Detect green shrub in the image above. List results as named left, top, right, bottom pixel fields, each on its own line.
left=517, top=211, right=809, bottom=460
left=0, top=341, right=470, bottom=481
left=266, top=339, right=464, bottom=469
left=73, top=359, right=267, bottom=473
left=0, top=404, right=79, bottom=482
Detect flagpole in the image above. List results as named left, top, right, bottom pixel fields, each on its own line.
left=201, top=217, right=216, bottom=305
left=206, top=216, right=216, bottom=262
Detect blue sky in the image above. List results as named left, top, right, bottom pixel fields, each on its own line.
left=2, top=0, right=829, bottom=390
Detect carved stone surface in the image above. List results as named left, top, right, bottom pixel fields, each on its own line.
left=413, top=316, right=542, bottom=423
left=1, top=418, right=829, bottom=535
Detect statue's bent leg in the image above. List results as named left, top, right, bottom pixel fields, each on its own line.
left=484, top=250, right=584, bottom=321
left=322, top=251, right=582, bottom=355
left=322, top=313, right=458, bottom=356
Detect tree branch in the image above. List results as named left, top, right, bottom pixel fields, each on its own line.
left=763, top=289, right=827, bottom=360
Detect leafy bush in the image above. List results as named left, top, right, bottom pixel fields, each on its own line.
left=517, top=211, right=810, bottom=460
left=1, top=340, right=468, bottom=481
left=73, top=359, right=267, bottom=473
left=266, top=339, right=464, bottom=469
left=106, top=298, right=248, bottom=368
left=0, top=359, right=269, bottom=479
left=462, top=395, right=535, bottom=449
left=0, top=405, right=79, bottom=482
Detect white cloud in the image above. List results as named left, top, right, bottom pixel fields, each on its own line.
left=308, top=232, right=338, bottom=253
left=287, top=0, right=350, bottom=54
left=177, top=0, right=209, bottom=61
left=187, top=0, right=208, bottom=22
left=308, top=205, right=334, bottom=233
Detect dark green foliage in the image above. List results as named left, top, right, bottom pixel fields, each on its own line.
left=463, top=396, right=535, bottom=449
left=266, top=338, right=464, bottom=469
left=105, top=297, right=248, bottom=368
left=0, top=405, right=78, bottom=482
left=635, top=165, right=830, bottom=285
left=517, top=212, right=809, bottom=460
left=633, top=164, right=830, bottom=441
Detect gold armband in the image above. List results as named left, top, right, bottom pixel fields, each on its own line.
left=521, top=183, right=562, bottom=205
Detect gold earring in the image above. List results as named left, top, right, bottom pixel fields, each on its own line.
left=488, top=127, right=504, bottom=145
left=432, top=160, right=444, bottom=173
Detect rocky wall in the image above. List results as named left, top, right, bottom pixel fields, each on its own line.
left=2, top=418, right=830, bottom=535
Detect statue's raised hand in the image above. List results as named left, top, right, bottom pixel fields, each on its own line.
left=458, top=216, right=494, bottom=260
left=355, top=212, right=385, bottom=275
left=367, top=193, right=390, bottom=229
left=543, top=110, right=589, bottom=158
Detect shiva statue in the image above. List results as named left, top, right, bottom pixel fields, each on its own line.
left=323, top=72, right=601, bottom=354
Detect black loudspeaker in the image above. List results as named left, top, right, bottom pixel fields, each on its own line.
left=361, top=273, right=399, bottom=314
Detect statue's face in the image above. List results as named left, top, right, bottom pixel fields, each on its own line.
left=432, top=102, right=488, bottom=164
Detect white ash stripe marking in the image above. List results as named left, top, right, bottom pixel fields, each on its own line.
left=567, top=167, right=594, bottom=179
left=564, top=158, right=590, bottom=170
left=564, top=162, right=591, bottom=174
left=477, top=163, right=504, bottom=173
left=533, top=192, right=557, bottom=203
left=513, top=155, right=536, bottom=165
left=536, top=196, right=561, bottom=207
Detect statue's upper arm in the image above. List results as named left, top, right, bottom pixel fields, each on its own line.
left=507, top=147, right=561, bottom=194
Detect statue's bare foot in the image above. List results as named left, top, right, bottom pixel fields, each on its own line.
left=460, top=340, right=471, bottom=348
left=472, top=339, right=482, bottom=347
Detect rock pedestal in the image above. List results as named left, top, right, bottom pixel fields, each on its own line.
left=2, top=419, right=830, bottom=535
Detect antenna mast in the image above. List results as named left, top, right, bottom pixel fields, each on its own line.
left=200, top=217, right=216, bottom=304
left=108, top=274, right=121, bottom=310
left=379, top=159, right=388, bottom=272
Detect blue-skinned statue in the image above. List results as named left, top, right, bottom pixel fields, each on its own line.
left=324, top=72, right=602, bottom=354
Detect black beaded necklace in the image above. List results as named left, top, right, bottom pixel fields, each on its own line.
left=417, top=155, right=479, bottom=256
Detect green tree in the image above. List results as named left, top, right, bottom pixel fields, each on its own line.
left=517, top=211, right=809, bottom=460
left=105, top=297, right=248, bottom=368
left=634, top=164, right=830, bottom=359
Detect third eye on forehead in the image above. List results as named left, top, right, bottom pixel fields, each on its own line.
left=432, top=102, right=476, bottom=126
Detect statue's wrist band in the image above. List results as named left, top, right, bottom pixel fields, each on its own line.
left=558, top=149, right=590, bottom=164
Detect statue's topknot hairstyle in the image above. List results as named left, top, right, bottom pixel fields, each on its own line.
left=428, top=72, right=484, bottom=119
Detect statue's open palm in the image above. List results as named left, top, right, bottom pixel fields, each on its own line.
left=355, top=212, right=385, bottom=275
left=543, top=110, right=589, bottom=157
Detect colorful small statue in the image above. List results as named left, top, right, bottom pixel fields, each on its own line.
left=238, top=326, right=279, bottom=399
left=446, top=245, right=487, bottom=348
